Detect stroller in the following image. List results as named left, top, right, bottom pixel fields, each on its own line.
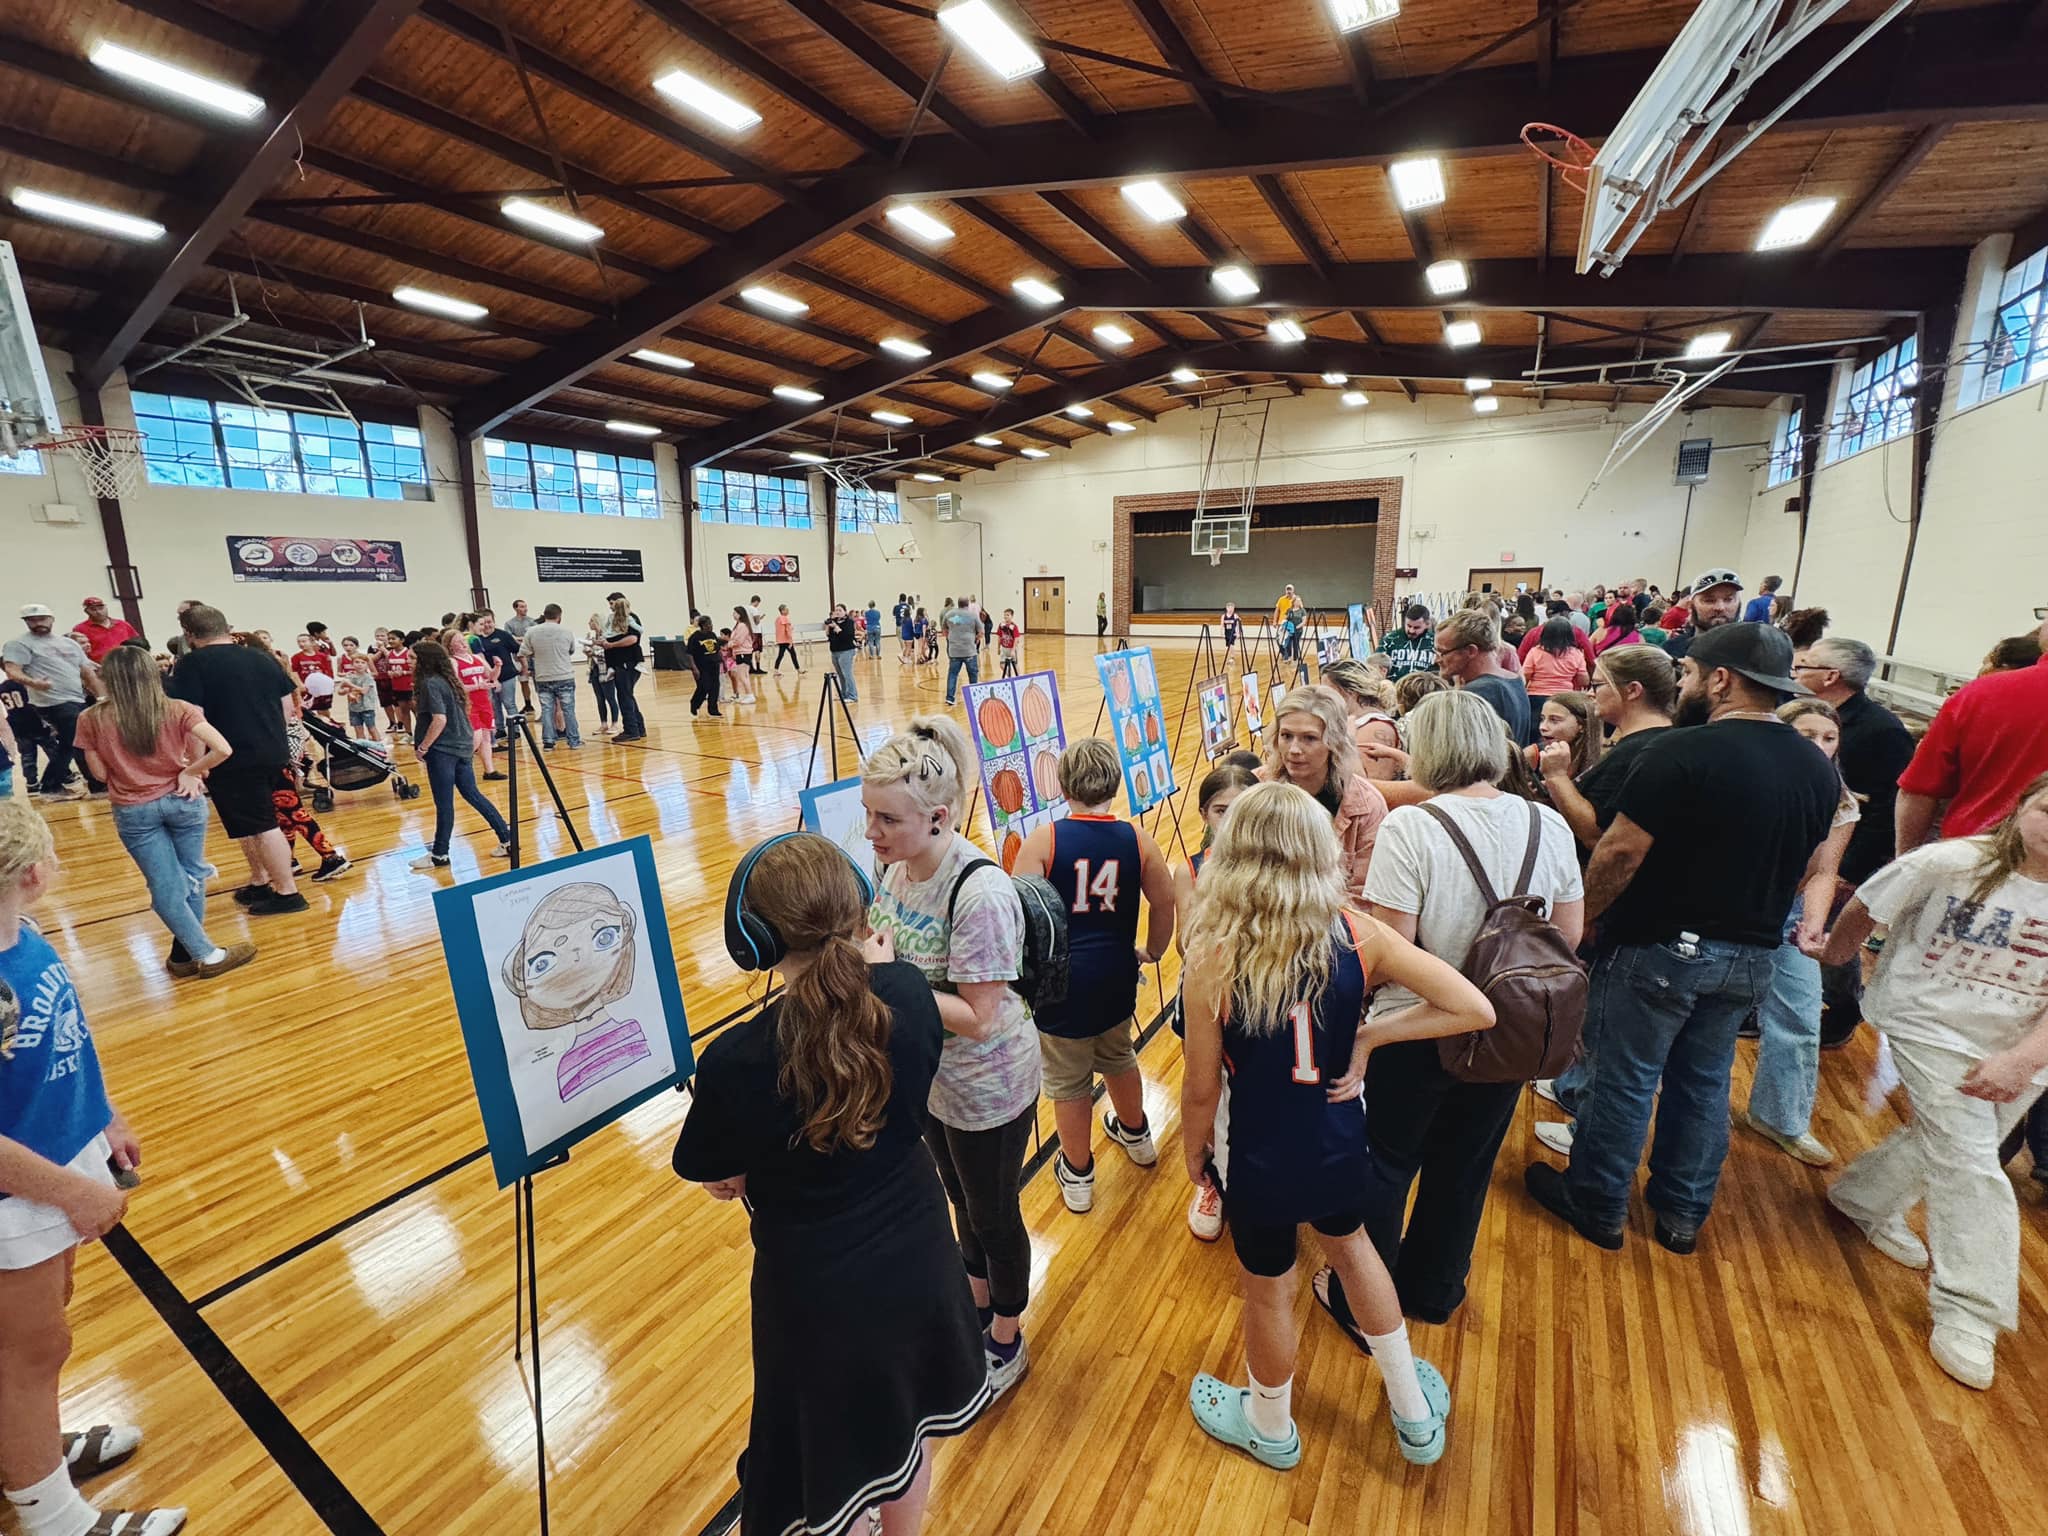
left=300, top=712, right=422, bottom=811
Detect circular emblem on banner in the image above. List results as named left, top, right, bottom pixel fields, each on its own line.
left=236, top=541, right=276, bottom=567
left=283, top=542, right=320, bottom=567
left=728, top=555, right=745, bottom=575
left=765, top=556, right=785, bottom=575
left=746, top=555, right=766, bottom=574
left=329, top=542, right=363, bottom=566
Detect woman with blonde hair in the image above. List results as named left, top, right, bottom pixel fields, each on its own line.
left=602, top=595, right=646, bottom=740
left=1181, top=781, right=1492, bottom=1469
left=74, top=647, right=254, bottom=979
left=1323, top=660, right=1404, bottom=783
left=1258, top=684, right=1388, bottom=894
left=861, top=717, right=1040, bottom=1399
left=674, top=834, right=989, bottom=1533
left=1538, top=645, right=1676, bottom=851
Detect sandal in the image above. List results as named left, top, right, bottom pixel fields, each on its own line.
left=1188, top=1372, right=1301, bottom=1470
left=64, top=1425, right=141, bottom=1480
left=1389, top=1360, right=1451, bottom=1467
left=1311, top=1267, right=1374, bottom=1357
left=85, top=1510, right=187, bottom=1536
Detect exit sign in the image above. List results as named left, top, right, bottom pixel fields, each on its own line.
left=1499, top=550, right=1517, bottom=562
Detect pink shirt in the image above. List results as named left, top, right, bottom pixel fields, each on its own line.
left=1522, top=646, right=1589, bottom=695
left=774, top=613, right=793, bottom=643
left=74, top=700, right=206, bottom=806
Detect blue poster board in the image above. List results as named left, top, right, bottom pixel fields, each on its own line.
left=435, top=835, right=693, bottom=1188
left=1094, top=646, right=1175, bottom=815
left=1348, top=602, right=1373, bottom=662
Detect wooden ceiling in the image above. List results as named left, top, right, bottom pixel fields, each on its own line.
left=3, top=0, right=2045, bottom=482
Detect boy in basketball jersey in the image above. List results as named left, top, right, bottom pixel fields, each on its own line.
left=1012, top=738, right=1176, bottom=1213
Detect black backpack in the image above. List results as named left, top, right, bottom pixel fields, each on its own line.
left=947, top=857, right=1069, bottom=1013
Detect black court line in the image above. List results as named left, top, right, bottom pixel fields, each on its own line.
left=105, top=1225, right=386, bottom=1536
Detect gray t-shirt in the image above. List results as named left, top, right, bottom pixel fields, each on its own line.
left=2, top=631, right=91, bottom=706
left=943, top=609, right=980, bottom=659
left=521, top=621, right=578, bottom=683
left=504, top=615, right=533, bottom=639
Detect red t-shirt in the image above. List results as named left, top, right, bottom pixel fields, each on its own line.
left=382, top=648, right=414, bottom=691
left=290, top=651, right=333, bottom=683
left=1896, top=656, right=2048, bottom=837
left=1517, top=624, right=1599, bottom=673
left=997, top=622, right=1020, bottom=648
left=70, top=616, right=139, bottom=664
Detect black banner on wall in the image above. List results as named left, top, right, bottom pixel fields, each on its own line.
left=534, top=546, right=644, bottom=583
left=227, top=536, right=406, bottom=582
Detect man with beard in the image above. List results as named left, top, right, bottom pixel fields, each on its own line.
left=1662, top=570, right=1746, bottom=661
left=1524, top=623, right=1838, bottom=1254
left=1376, top=602, right=1438, bottom=679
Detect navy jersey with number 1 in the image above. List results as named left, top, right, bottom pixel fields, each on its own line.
left=1037, top=814, right=1141, bottom=1040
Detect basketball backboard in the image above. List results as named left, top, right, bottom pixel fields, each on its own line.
left=0, top=241, right=62, bottom=457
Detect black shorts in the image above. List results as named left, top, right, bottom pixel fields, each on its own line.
left=1226, top=1203, right=1368, bottom=1279
left=209, top=760, right=283, bottom=840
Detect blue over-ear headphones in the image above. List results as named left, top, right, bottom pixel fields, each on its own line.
left=724, top=831, right=877, bottom=972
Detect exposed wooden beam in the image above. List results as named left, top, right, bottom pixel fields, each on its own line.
left=1535, top=1, right=1558, bottom=89
left=2012, top=201, right=2048, bottom=260
left=1815, top=124, right=1950, bottom=264
left=1121, top=0, right=1228, bottom=123
left=952, top=200, right=1074, bottom=280
left=1336, top=31, right=1375, bottom=107
left=75, top=0, right=421, bottom=389
left=1027, top=64, right=1102, bottom=140
left=1040, top=191, right=1163, bottom=278
left=1252, top=175, right=1331, bottom=282
left=850, top=227, right=1008, bottom=307
left=114, top=0, right=275, bottom=54
left=779, top=0, right=989, bottom=146
left=1535, top=161, right=1552, bottom=275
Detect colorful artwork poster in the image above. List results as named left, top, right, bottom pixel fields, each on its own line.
left=726, top=551, right=800, bottom=582
left=435, top=836, right=692, bottom=1188
left=965, top=669, right=1070, bottom=869
left=1241, top=671, right=1265, bottom=736
left=1348, top=602, right=1373, bottom=662
left=227, top=535, right=405, bottom=582
left=799, top=777, right=877, bottom=890
left=1198, top=676, right=1233, bottom=759
left=1095, top=647, right=1175, bottom=816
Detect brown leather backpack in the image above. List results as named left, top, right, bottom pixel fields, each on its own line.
left=1418, top=802, right=1588, bottom=1083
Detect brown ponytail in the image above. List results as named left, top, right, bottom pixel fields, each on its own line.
left=744, top=833, right=894, bottom=1153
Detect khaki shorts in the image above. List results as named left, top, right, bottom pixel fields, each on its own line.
left=1038, top=1018, right=1139, bottom=1101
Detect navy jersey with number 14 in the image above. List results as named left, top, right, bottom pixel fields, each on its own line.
left=1036, top=814, right=1141, bottom=1040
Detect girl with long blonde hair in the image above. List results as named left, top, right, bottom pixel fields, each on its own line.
left=1179, top=781, right=1493, bottom=1471
left=602, top=595, right=647, bottom=739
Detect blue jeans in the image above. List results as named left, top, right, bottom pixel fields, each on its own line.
left=1565, top=938, right=1776, bottom=1231
left=865, top=631, right=881, bottom=658
left=832, top=648, right=859, bottom=701
left=426, top=749, right=511, bottom=857
left=111, top=794, right=217, bottom=959
left=492, top=677, right=520, bottom=736
left=1748, top=908, right=1822, bottom=1139
left=944, top=653, right=978, bottom=702
left=536, top=679, right=580, bottom=747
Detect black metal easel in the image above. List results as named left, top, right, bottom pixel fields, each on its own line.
left=794, top=668, right=865, bottom=820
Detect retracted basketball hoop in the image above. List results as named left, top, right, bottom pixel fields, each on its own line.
left=1521, top=122, right=1597, bottom=193
left=32, top=426, right=146, bottom=500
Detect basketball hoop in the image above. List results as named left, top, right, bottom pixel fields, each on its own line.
left=1521, top=122, right=1596, bottom=193
left=33, top=426, right=146, bottom=500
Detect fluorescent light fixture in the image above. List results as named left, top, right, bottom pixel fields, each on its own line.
left=937, top=0, right=1044, bottom=81
left=1444, top=318, right=1482, bottom=347
left=1064, top=404, right=1094, bottom=418
left=1756, top=197, right=1836, bottom=252
left=1327, top=0, right=1401, bottom=34
left=1685, top=330, right=1733, bottom=359
left=1020, top=447, right=1052, bottom=458
left=1106, top=419, right=1137, bottom=433
left=971, top=371, right=1016, bottom=391
left=1341, top=389, right=1369, bottom=407
left=1464, top=375, right=1492, bottom=392
left=790, top=451, right=828, bottom=463
left=1473, top=394, right=1500, bottom=414
left=1389, top=157, right=1446, bottom=211
left=630, top=348, right=694, bottom=370
left=1120, top=179, right=1186, bottom=223
left=1268, top=317, right=1307, bottom=343
left=1093, top=323, right=1134, bottom=348
left=1210, top=264, right=1260, bottom=299
left=880, top=336, right=931, bottom=359
left=741, top=285, right=808, bottom=315
left=1321, top=372, right=1348, bottom=385
left=606, top=419, right=661, bottom=436
left=9, top=188, right=164, bottom=242
left=773, top=384, right=823, bottom=403
left=501, top=198, right=603, bottom=243
left=88, top=41, right=264, bottom=120
left=1170, top=366, right=1200, bottom=384
left=652, top=69, right=761, bottom=132
left=1424, top=259, right=1468, bottom=296
left=872, top=410, right=914, bottom=426
left=914, top=472, right=945, bottom=482
left=973, top=436, right=1003, bottom=447
left=886, top=205, right=954, bottom=244
left=392, top=285, right=487, bottom=321
left=1012, top=276, right=1063, bottom=306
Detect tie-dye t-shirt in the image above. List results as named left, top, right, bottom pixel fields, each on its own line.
left=869, top=833, right=1041, bottom=1131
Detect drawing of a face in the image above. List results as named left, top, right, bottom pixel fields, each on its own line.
left=499, top=883, right=638, bottom=1033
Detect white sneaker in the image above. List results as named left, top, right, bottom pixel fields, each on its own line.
left=1187, top=1180, right=1224, bottom=1242
left=1929, top=1325, right=1994, bottom=1389
left=1102, top=1111, right=1158, bottom=1167
left=1827, top=1187, right=1929, bottom=1269
left=1055, top=1153, right=1094, bottom=1213
left=985, top=1331, right=1030, bottom=1399
left=1532, top=1078, right=1564, bottom=1108
left=1534, top=1121, right=1575, bottom=1156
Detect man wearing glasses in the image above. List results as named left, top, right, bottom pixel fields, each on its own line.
left=1435, top=607, right=1532, bottom=747
left=1895, top=605, right=2048, bottom=849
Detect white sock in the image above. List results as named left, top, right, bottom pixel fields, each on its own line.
left=200, top=947, right=228, bottom=965
left=1364, top=1323, right=1432, bottom=1421
left=1245, top=1367, right=1292, bottom=1441
left=7, top=1464, right=97, bottom=1536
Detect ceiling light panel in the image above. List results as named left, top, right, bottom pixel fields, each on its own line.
left=971, top=371, right=1016, bottom=391
left=773, top=384, right=823, bottom=403
left=630, top=349, right=693, bottom=369
left=392, top=285, right=486, bottom=320
left=1210, top=264, right=1260, bottom=299
left=1120, top=180, right=1186, bottom=223
left=886, top=205, right=954, bottom=244
left=1684, top=331, right=1733, bottom=359
left=1268, top=318, right=1307, bottom=342
left=652, top=69, right=762, bottom=131
left=1106, top=420, right=1136, bottom=433
left=741, top=285, right=808, bottom=315
left=937, top=0, right=1045, bottom=81
left=1321, top=372, right=1348, bottom=385
left=1064, top=403, right=1094, bottom=418
left=790, top=451, right=827, bottom=463
left=501, top=198, right=604, bottom=243
left=1093, top=323, right=1134, bottom=347
left=880, top=337, right=932, bottom=359
left=1444, top=319, right=1482, bottom=347
left=1473, top=395, right=1500, bottom=414
left=973, top=436, right=1003, bottom=447
left=9, top=188, right=164, bottom=242
left=1756, top=198, right=1837, bottom=251
left=872, top=410, right=914, bottom=425
left=1171, top=367, right=1200, bottom=384
left=1341, top=390, right=1369, bottom=406
left=914, top=472, right=944, bottom=482
left=606, top=419, right=661, bottom=436
left=1424, top=259, right=1468, bottom=296
left=1327, top=0, right=1401, bottom=34
left=88, top=41, right=264, bottom=119
left=1389, top=157, right=1446, bottom=211
left=1020, top=447, right=1051, bottom=458
left=1464, top=375, right=1492, bottom=392
left=1012, top=276, right=1063, bottom=306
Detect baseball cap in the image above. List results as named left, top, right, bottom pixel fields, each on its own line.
left=1687, top=621, right=1803, bottom=695
left=1689, top=568, right=1744, bottom=597
left=82, top=595, right=106, bottom=606
left=18, top=603, right=53, bottom=619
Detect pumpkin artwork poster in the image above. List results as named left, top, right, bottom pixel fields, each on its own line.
left=963, top=669, right=1071, bottom=871
left=1093, top=646, right=1175, bottom=816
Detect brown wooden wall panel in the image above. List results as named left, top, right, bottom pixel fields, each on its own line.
left=1018, top=0, right=1207, bottom=115
left=0, top=66, right=205, bottom=172
left=1182, top=178, right=1299, bottom=267
left=973, top=194, right=1122, bottom=271
left=1852, top=122, right=2048, bottom=245
left=1177, top=0, right=1361, bottom=94
left=1289, top=167, right=1428, bottom=264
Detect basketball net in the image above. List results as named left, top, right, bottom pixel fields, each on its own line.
left=34, top=426, right=146, bottom=500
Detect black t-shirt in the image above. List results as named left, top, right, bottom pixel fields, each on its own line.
left=1835, top=690, right=1915, bottom=883
left=826, top=615, right=857, bottom=652
left=1574, top=726, right=1670, bottom=835
left=1605, top=718, right=1840, bottom=948
left=604, top=620, right=644, bottom=670
left=1463, top=672, right=1533, bottom=748
left=670, top=961, right=942, bottom=1227
left=167, top=642, right=293, bottom=766
left=686, top=631, right=722, bottom=669
left=475, top=629, right=521, bottom=681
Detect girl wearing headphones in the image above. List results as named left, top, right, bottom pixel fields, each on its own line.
left=673, top=833, right=988, bottom=1535
left=861, top=717, right=1041, bottom=1401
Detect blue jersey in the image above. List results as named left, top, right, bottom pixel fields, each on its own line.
left=0, top=923, right=112, bottom=1191
left=1037, top=816, right=1141, bottom=1039
left=1217, top=917, right=1369, bottom=1222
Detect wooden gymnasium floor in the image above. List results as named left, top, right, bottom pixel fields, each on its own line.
left=27, top=635, right=2048, bottom=1536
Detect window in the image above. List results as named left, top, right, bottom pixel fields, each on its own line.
left=0, top=449, right=42, bottom=476
left=836, top=483, right=902, bottom=533
left=694, top=467, right=812, bottom=528
left=1829, top=335, right=1917, bottom=461
left=129, top=390, right=428, bottom=497
left=1979, top=244, right=2047, bottom=404
left=1766, top=404, right=1802, bottom=487
left=485, top=438, right=659, bottom=518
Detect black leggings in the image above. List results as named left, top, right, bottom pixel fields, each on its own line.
left=925, top=1104, right=1035, bottom=1318
left=774, top=643, right=800, bottom=670
left=689, top=661, right=721, bottom=716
